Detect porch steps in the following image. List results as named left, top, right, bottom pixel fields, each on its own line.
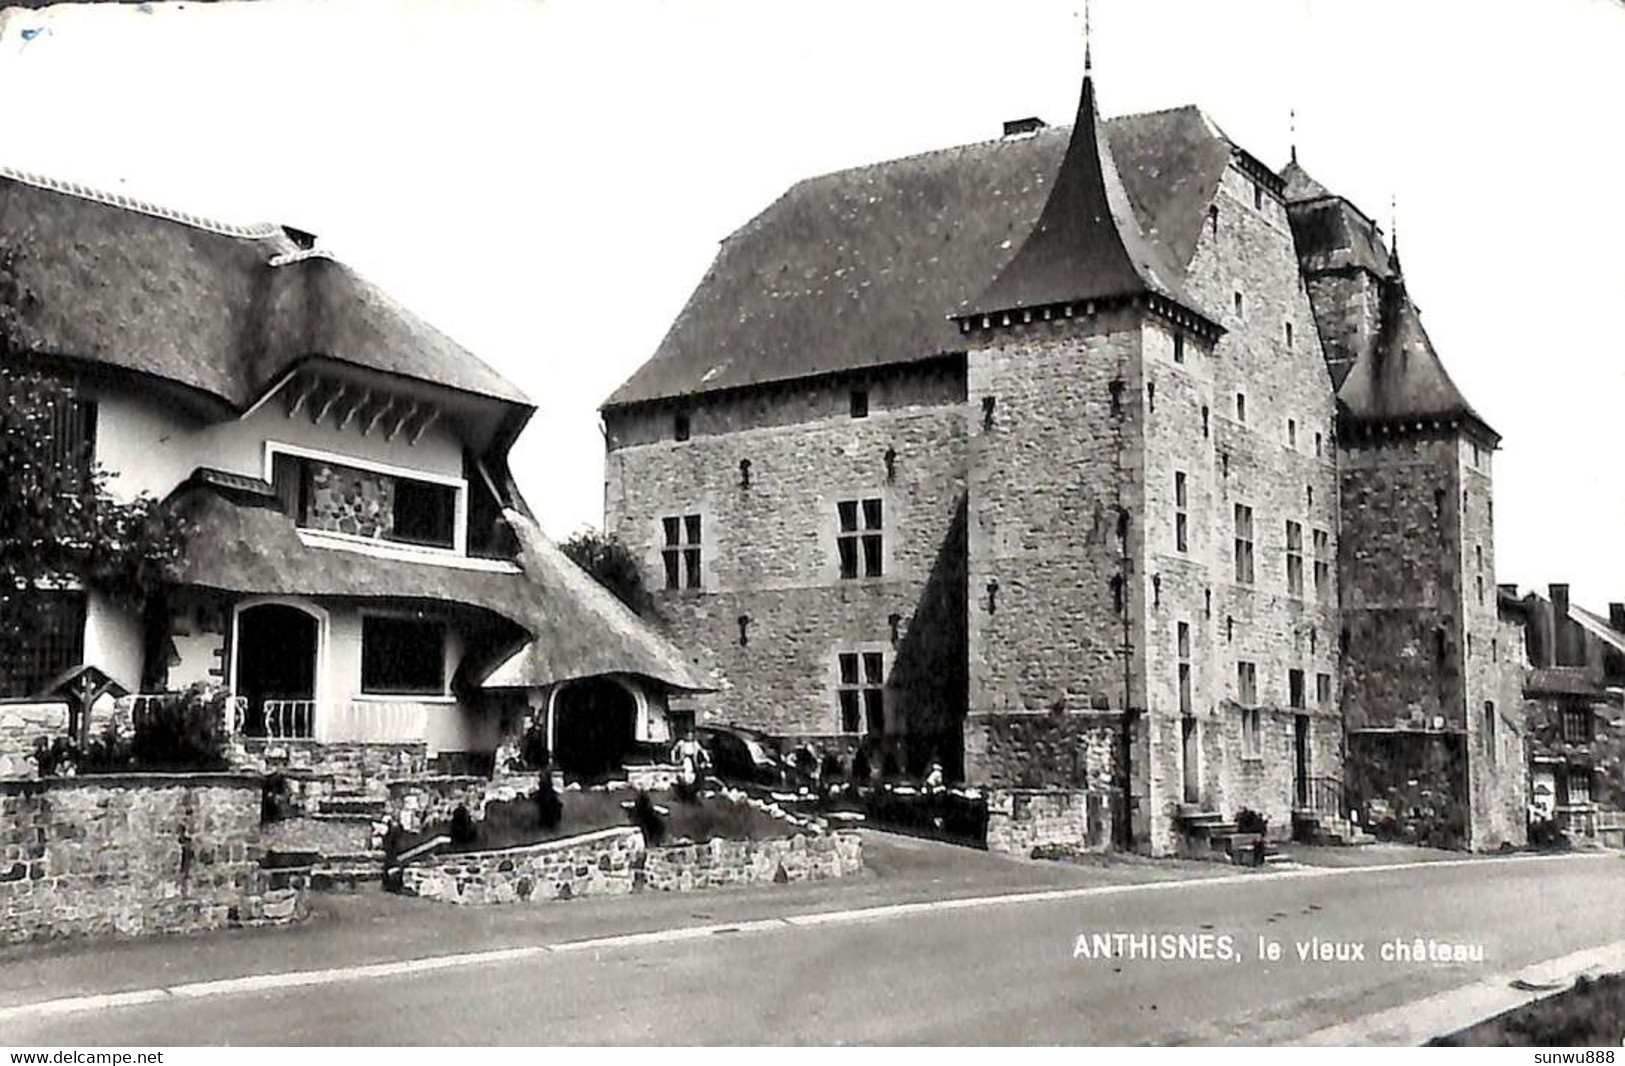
left=1292, top=809, right=1375, bottom=847
left=1176, top=808, right=1282, bottom=866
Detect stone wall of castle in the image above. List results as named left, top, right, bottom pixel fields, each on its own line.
left=604, top=359, right=967, bottom=774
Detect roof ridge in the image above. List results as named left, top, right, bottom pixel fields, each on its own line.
left=0, top=165, right=283, bottom=241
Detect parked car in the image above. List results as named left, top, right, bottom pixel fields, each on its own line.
left=696, top=725, right=783, bottom=787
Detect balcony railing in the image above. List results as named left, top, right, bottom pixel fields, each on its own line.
left=247, top=699, right=316, bottom=740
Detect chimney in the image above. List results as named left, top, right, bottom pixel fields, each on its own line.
left=1610, top=603, right=1625, bottom=633
left=1550, top=583, right=1575, bottom=666
left=1002, top=117, right=1047, bottom=138
left=281, top=225, right=318, bottom=251
left=1550, top=583, right=1570, bottom=620
left=1498, top=583, right=1518, bottom=599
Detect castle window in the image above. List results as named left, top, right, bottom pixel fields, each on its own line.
left=1234, top=292, right=1244, bottom=318
left=1483, top=701, right=1496, bottom=764
left=1492, top=639, right=1498, bottom=663
left=1242, top=707, right=1262, bottom=759
left=1567, top=769, right=1593, bottom=806
left=1202, top=406, right=1210, bottom=438
left=1237, top=661, right=1258, bottom=707
left=1204, top=589, right=1212, bottom=617
left=1289, top=669, right=1305, bottom=709
left=837, top=498, right=883, bottom=579
left=1236, top=393, right=1247, bottom=423
left=1177, top=622, right=1192, bottom=715
left=1476, top=545, right=1483, bottom=571
left=1286, top=520, right=1304, bottom=598
left=1234, top=504, right=1255, bottom=585
left=1306, top=484, right=1314, bottom=508
left=1563, top=705, right=1594, bottom=743
left=1254, top=183, right=1264, bottom=211
left=1174, top=471, right=1189, bottom=553
left=1316, top=672, right=1332, bottom=709
left=1173, top=332, right=1186, bottom=364
left=1285, top=322, right=1294, bottom=349
left=1209, top=204, right=1219, bottom=236
left=1314, top=432, right=1323, bottom=457
left=1476, top=575, right=1485, bottom=605
left=1313, top=529, right=1331, bottom=601
left=674, top=411, right=691, bottom=442
left=850, top=388, right=869, bottom=419
left=662, top=514, right=703, bottom=590
left=1147, top=381, right=1156, bottom=413
left=1434, top=488, right=1446, bottom=518
left=1288, top=419, right=1297, bottom=449
left=837, top=652, right=884, bottom=735
left=1227, top=616, right=1235, bottom=642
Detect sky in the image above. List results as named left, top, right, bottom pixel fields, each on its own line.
left=0, top=0, right=1621, bottom=611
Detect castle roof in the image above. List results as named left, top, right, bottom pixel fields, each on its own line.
left=959, top=71, right=1205, bottom=327
left=1336, top=264, right=1496, bottom=441
left=0, top=167, right=531, bottom=426
left=605, top=99, right=1241, bottom=409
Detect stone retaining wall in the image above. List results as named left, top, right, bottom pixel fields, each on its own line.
left=0, top=701, right=68, bottom=779
left=399, top=828, right=863, bottom=905
left=0, top=773, right=306, bottom=944
left=985, top=788, right=1115, bottom=857
left=233, top=739, right=427, bottom=795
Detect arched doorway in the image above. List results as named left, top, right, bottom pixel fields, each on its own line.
left=234, top=603, right=319, bottom=737
left=551, top=677, right=639, bottom=782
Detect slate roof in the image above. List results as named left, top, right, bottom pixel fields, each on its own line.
left=1335, top=262, right=1493, bottom=437
left=1526, top=667, right=1607, bottom=699
left=169, top=481, right=713, bottom=694
left=605, top=100, right=1238, bottom=409
left=1570, top=603, right=1625, bottom=658
left=0, top=167, right=531, bottom=414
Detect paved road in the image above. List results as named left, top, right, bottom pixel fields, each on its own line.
left=2, top=841, right=1620, bottom=1045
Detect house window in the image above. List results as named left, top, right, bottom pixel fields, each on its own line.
left=392, top=477, right=457, bottom=549
left=1234, top=504, right=1255, bottom=584
left=1177, top=622, right=1192, bottom=715
left=1289, top=669, right=1305, bottom=709
left=1483, top=701, right=1496, bottom=764
left=850, top=389, right=869, bottom=419
left=0, top=591, right=86, bottom=699
left=1237, top=661, right=1258, bottom=706
left=1313, top=529, right=1331, bottom=601
left=1286, top=520, right=1304, bottom=597
left=1562, top=705, right=1594, bottom=743
left=837, top=498, right=883, bottom=579
left=1316, top=672, right=1332, bottom=709
left=1174, top=471, right=1189, bottom=553
left=1173, top=332, right=1186, bottom=364
left=662, top=514, right=702, bottom=590
left=1567, top=769, right=1593, bottom=806
left=1236, top=393, right=1247, bottom=423
left=837, top=652, right=884, bottom=735
left=42, top=396, right=98, bottom=484
left=361, top=615, right=446, bottom=696
left=674, top=412, right=691, bottom=442
left=1241, top=706, right=1262, bottom=759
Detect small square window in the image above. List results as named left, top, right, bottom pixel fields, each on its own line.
left=850, top=389, right=869, bottom=419
left=662, top=512, right=703, bottom=590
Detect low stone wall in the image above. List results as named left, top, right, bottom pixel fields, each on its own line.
left=0, top=701, right=68, bottom=779
left=624, top=763, right=678, bottom=791
left=399, top=828, right=863, bottom=905
left=387, top=775, right=490, bottom=833
left=0, top=773, right=306, bottom=944
left=233, top=739, right=428, bottom=795
left=985, top=788, right=1115, bottom=857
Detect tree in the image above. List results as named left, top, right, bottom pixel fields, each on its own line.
left=0, top=245, right=190, bottom=697
left=558, top=528, right=652, bottom=617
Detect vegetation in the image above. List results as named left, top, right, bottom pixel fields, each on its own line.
left=1431, top=973, right=1625, bottom=1046
left=558, top=528, right=652, bottom=617
left=532, top=771, right=563, bottom=830
left=28, top=682, right=229, bottom=775
left=0, top=246, right=189, bottom=695
left=1235, top=808, right=1268, bottom=835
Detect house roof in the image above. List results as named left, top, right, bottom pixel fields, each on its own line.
left=603, top=98, right=1240, bottom=409
left=1335, top=264, right=1495, bottom=438
left=0, top=167, right=531, bottom=415
left=961, top=73, right=1203, bottom=323
left=1569, top=602, right=1625, bottom=658
left=1527, top=667, right=1607, bottom=699
left=168, top=482, right=713, bottom=695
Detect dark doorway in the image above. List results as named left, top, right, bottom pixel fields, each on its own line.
left=553, top=677, right=638, bottom=782
left=1294, top=715, right=1311, bottom=809
left=1181, top=716, right=1200, bottom=804
left=235, top=604, right=318, bottom=737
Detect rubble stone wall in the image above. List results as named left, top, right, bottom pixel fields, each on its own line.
left=0, top=701, right=68, bottom=779
left=985, top=788, right=1115, bottom=857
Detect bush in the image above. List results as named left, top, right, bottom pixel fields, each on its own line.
left=820, top=752, right=844, bottom=782
left=1528, top=816, right=1569, bottom=850
left=533, top=772, right=563, bottom=829
left=262, top=772, right=293, bottom=823
left=881, top=751, right=901, bottom=780
left=1235, top=808, right=1268, bottom=835
left=518, top=721, right=550, bottom=772
left=630, top=790, right=666, bottom=845
left=130, top=682, right=228, bottom=771
left=30, top=736, right=78, bottom=777
left=449, top=805, right=478, bottom=846
left=851, top=748, right=872, bottom=784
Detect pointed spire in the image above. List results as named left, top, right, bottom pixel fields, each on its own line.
left=1289, top=108, right=1297, bottom=164
left=1388, top=193, right=1402, bottom=274
left=1084, top=0, right=1093, bottom=75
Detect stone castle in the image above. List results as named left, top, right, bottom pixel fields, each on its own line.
left=599, top=57, right=1526, bottom=855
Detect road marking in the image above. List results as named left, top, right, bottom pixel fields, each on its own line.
left=1291, top=938, right=1625, bottom=1046
left=0, top=850, right=1611, bottom=1026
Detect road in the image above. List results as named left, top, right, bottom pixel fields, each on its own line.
left=1, top=839, right=1621, bottom=1045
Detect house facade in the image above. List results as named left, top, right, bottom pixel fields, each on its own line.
left=0, top=166, right=710, bottom=785
left=600, top=59, right=1526, bottom=853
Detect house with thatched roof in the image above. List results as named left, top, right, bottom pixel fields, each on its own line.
left=0, top=165, right=711, bottom=783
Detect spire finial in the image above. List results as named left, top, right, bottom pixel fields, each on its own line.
left=1084, top=0, right=1092, bottom=74
left=1390, top=193, right=1399, bottom=256
left=1289, top=108, right=1297, bottom=164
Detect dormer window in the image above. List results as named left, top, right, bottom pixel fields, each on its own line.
left=271, top=447, right=465, bottom=554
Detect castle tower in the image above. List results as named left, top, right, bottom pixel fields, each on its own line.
left=952, top=59, right=1223, bottom=852
left=1285, top=170, right=1526, bottom=848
